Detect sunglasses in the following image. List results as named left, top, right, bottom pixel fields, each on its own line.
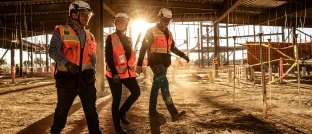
left=161, top=17, right=172, bottom=22
left=78, top=9, right=93, bottom=17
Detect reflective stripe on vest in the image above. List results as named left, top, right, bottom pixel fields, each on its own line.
left=55, top=25, right=96, bottom=72
left=106, top=32, right=136, bottom=79
left=150, top=27, right=173, bottom=54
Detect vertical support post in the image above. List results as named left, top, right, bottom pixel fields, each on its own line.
left=213, top=24, right=219, bottom=76
left=268, top=39, right=272, bottom=105
left=90, top=0, right=105, bottom=96
left=46, top=33, right=49, bottom=73
left=226, top=23, right=229, bottom=64
left=200, top=22, right=204, bottom=67
left=30, top=40, right=34, bottom=74
left=282, top=26, right=285, bottom=42
left=287, top=28, right=291, bottom=43
left=197, top=27, right=200, bottom=67
left=253, top=25, right=256, bottom=42
left=259, top=33, right=267, bottom=116
left=19, top=6, right=23, bottom=77
left=233, top=36, right=236, bottom=107
left=268, top=39, right=272, bottom=81
left=11, top=48, right=15, bottom=83
left=293, top=26, right=301, bottom=108
left=206, top=26, right=210, bottom=66
left=39, top=43, right=42, bottom=67
left=186, top=28, right=189, bottom=57
left=279, top=57, right=284, bottom=83
left=19, top=35, right=23, bottom=77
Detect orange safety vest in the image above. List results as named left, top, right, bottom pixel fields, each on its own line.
left=54, top=25, right=96, bottom=72
left=149, top=27, right=173, bottom=54
left=106, top=32, right=136, bottom=79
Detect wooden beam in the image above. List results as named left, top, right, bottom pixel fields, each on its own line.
left=104, top=2, right=116, bottom=17
left=0, top=3, right=68, bottom=15
left=0, top=1, right=74, bottom=6
left=214, top=0, right=244, bottom=25
left=256, top=0, right=312, bottom=25
left=112, top=0, right=219, bottom=11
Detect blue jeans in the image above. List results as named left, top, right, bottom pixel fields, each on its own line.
left=150, top=65, right=178, bottom=116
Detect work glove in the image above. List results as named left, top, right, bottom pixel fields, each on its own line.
left=65, top=62, right=80, bottom=74
left=183, top=55, right=190, bottom=63
left=113, top=74, right=120, bottom=84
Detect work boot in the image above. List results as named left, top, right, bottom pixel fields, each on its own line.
left=120, top=113, right=130, bottom=124
left=149, top=111, right=164, bottom=117
left=115, top=126, right=127, bottom=134
left=172, top=111, right=186, bottom=121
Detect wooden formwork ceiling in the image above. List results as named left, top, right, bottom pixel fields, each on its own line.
left=106, top=0, right=312, bottom=26
left=0, top=0, right=312, bottom=49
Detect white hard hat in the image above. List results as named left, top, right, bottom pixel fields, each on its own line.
left=158, top=8, right=172, bottom=19
left=69, top=0, right=91, bottom=16
left=115, top=13, right=130, bottom=23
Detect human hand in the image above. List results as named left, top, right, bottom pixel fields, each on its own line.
left=135, top=66, right=142, bottom=74
left=65, top=62, right=80, bottom=74
left=113, top=75, right=120, bottom=84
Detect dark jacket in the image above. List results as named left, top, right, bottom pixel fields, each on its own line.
left=137, top=23, right=186, bottom=67
left=105, top=31, right=132, bottom=75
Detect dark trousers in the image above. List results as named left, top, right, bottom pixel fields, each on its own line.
left=50, top=71, right=101, bottom=134
left=150, top=65, right=178, bottom=116
left=106, top=77, right=141, bottom=127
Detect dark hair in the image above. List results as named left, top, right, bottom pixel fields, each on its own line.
left=69, top=4, right=80, bottom=17
left=159, top=12, right=164, bottom=18
left=69, top=9, right=78, bottom=17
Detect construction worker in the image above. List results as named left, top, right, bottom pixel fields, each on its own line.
left=48, top=0, right=101, bottom=133
left=105, top=13, right=141, bottom=134
left=136, top=8, right=190, bottom=121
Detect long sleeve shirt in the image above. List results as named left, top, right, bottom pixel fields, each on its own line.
left=137, top=23, right=186, bottom=67
left=49, top=22, right=96, bottom=68
left=105, top=31, right=132, bottom=75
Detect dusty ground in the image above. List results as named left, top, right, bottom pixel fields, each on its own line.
left=1, top=68, right=312, bottom=134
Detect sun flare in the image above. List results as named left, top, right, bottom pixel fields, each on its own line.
left=130, top=19, right=151, bottom=51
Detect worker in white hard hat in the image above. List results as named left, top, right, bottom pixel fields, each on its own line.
left=67, top=0, right=93, bottom=26
left=136, top=8, right=189, bottom=121
left=105, top=13, right=140, bottom=134
left=49, top=0, right=101, bottom=133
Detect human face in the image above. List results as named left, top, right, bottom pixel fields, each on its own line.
left=78, top=10, right=93, bottom=26
left=115, top=19, right=128, bottom=31
left=160, top=17, right=172, bottom=28
left=72, top=9, right=93, bottom=27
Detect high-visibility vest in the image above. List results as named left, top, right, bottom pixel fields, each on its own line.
left=54, top=25, right=96, bottom=72
left=106, top=32, right=136, bottom=79
left=149, top=27, right=173, bottom=54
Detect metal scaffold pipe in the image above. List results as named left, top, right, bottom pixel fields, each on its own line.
left=267, top=39, right=272, bottom=106
left=293, top=27, right=301, bottom=108
left=259, top=33, right=268, bottom=117
left=233, top=36, right=236, bottom=107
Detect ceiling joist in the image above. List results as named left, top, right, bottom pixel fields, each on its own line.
left=214, top=0, right=244, bottom=25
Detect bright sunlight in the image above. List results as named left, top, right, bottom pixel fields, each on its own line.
left=130, top=19, right=152, bottom=51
